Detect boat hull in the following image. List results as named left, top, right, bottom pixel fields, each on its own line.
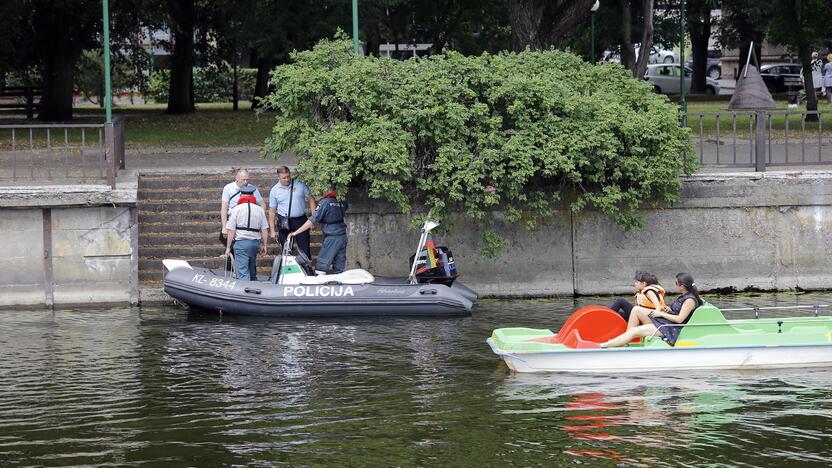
left=487, top=337, right=832, bottom=373
left=164, top=267, right=474, bottom=317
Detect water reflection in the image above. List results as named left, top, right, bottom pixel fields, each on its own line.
left=0, top=294, right=830, bottom=466
left=494, top=367, right=832, bottom=465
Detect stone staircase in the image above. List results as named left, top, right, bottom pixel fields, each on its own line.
left=138, top=172, right=321, bottom=286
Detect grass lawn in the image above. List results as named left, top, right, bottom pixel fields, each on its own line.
left=2, top=99, right=831, bottom=150
left=685, top=100, right=832, bottom=139
left=0, top=102, right=275, bottom=150
left=83, top=102, right=275, bottom=148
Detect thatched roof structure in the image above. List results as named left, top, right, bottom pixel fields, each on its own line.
left=729, top=65, right=776, bottom=110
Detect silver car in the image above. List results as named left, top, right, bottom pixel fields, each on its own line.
left=643, top=64, right=720, bottom=95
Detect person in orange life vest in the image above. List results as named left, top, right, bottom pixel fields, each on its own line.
left=609, top=271, right=666, bottom=325
left=289, top=188, right=348, bottom=275
left=601, top=272, right=702, bottom=348
left=223, top=185, right=269, bottom=281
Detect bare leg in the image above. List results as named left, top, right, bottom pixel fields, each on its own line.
left=628, top=306, right=653, bottom=328
left=601, top=324, right=660, bottom=348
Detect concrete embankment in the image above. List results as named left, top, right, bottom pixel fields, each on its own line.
left=346, top=171, right=832, bottom=296
left=0, top=176, right=138, bottom=307
left=2, top=169, right=831, bottom=307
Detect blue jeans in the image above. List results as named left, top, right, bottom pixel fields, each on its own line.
left=316, top=234, right=347, bottom=274
left=233, top=239, right=260, bottom=280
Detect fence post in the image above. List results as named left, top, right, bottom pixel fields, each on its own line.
left=114, top=115, right=125, bottom=170
left=104, top=122, right=116, bottom=188
left=755, top=111, right=766, bottom=172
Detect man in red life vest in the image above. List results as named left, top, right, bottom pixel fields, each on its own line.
left=224, top=185, right=269, bottom=280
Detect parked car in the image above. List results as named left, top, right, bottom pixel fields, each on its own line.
left=684, top=49, right=722, bottom=79
left=636, top=44, right=676, bottom=64
left=643, top=64, right=720, bottom=95
left=603, top=45, right=677, bottom=64
left=759, top=63, right=803, bottom=93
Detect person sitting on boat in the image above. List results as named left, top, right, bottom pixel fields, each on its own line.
left=288, top=187, right=348, bottom=275
left=601, top=272, right=702, bottom=348
left=609, top=271, right=666, bottom=324
left=223, top=185, right=269, bottom=281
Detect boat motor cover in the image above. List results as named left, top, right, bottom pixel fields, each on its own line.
left=410, top=246, right=459, bottom=284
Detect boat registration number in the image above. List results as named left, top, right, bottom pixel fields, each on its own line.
left=192, top=274, right=236, bottom=290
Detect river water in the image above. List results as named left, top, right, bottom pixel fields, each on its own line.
left=1, top=293, right=831, bottom=466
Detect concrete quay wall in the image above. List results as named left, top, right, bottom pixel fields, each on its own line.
left=347, top=172, right=832, bottom=296
left=0, top=184, right=138, bottom=307
left=2, top=170, right=831, bottom=307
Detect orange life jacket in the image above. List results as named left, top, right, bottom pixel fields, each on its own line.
left=636, top=284, right=666, bottom=309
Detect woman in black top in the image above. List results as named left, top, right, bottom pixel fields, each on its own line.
left=601, top=273, right=702, bottom=348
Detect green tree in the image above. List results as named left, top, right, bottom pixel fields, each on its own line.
left=717, top=0, right=772, bottom=75
left=165, top=0, right=196, bottom=114
left=767, top=0, right=832, bottom=118
left=687, top=1, right=716, bottom=93
left=0, top=0, right=148, bottom=120
left=262, top=36, right=694, bottom=255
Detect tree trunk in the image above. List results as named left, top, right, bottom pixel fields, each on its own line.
left=34, top=9, right=81, bottom=121
left=799, top=43, right=819, bottom=121
left=618, top=0, right=635, bottom=74
left=252, top=56, right=274, bottom=110
left=688, top=0, right=711, bottom=93
left=166, top=0, right=195, bottom=114
left=39, top=45, right=80, bottom=121
left=508, top=0, right=596, bottom=51
left=633, top=0, right=654, bottom=79
left=508, top=0, right=547, bottom=50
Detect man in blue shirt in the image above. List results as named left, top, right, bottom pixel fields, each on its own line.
left=289, top=188, right=348, bottom=275
left=268, top=166, right=316, bottom=259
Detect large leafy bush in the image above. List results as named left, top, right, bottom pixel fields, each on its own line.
left=262, top=36, right=693, bottom=254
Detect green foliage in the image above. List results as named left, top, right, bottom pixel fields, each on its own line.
left=767, top=0, right=831, bottom=51
left=148, top=67, right=257, bottom=103
left=262, top=36, right=693, bottom=255
left=74, top=50, right=137, bottom=104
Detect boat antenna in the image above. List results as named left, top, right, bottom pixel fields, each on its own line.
left=407, top=212, right=440, bottom=285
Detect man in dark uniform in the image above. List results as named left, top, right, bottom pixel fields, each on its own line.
left=288, top=189, right=348, bottom=275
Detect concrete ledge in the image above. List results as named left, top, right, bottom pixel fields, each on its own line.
left=0, top=183, right=137, bottom=208
left=139, top=286, right=175, bottom=306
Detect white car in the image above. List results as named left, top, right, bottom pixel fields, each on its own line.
left=643, top=64, right=720, bottom=95
left=604, top=45, right=677, bottom=64
left=635, top=44, right=677, bottom=64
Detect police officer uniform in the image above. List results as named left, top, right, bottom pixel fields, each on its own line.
left=269, top=179, right=312, bottom=259
left=309, top=195, right=348, bottom=274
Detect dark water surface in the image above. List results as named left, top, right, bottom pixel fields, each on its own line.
left=1, top=293, right=831, bottom=466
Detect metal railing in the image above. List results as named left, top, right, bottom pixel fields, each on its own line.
left=0, top=115, right=124, bottom=188
left=686, top=110, right=832, bottom=171
left=0, top=86, right=42, bottom=120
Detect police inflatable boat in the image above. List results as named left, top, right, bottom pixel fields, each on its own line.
left=163, top=220, right=477, bottom=317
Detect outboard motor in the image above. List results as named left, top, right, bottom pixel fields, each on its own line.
left=409, top=244, right=459, bottom=286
